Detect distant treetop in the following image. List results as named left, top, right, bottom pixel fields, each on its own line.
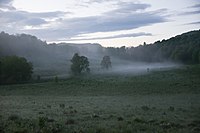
left=101, top=55, right=112, bottom=69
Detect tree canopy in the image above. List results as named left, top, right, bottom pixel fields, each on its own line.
left=70, top=53, right=90, bottom=75
left=0, top=56, right=33, bottom=84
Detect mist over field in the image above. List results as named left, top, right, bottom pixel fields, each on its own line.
left=97, top=62, right=180, bottom=75
left=1, top=31, right=192, bottom=79
left=0, top=0, right=200, bottom=132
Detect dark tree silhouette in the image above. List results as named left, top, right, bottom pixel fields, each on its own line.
left=70, top=53, right=90, bottom=75
left=0, top=56, right=33, bottom=84
left=101, top=56, right=112, bottom=69
left=0, top=61, right=1, bottom=84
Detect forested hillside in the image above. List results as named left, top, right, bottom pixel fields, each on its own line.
left=105, top=30, right=200, bottom=63
left=0, top=31, right=103, bottom=64
left=0, top=30, right=200, bottom=67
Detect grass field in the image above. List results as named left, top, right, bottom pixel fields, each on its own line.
left=0, top=65, right=200, bottom=133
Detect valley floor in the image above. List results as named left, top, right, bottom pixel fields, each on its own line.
left=0, top=65, right=200, bottom=133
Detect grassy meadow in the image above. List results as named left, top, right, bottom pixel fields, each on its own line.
left=0, top=65, right=200, bottom=133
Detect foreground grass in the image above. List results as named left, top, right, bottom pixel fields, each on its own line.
left=0, top=65, right=200, bottom=133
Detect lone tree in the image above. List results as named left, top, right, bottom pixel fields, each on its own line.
left=101, top=55, right=112, bottom=69
left=70, top=53, right=90, bottom=75
left=0, top=56, right=33, bottom=84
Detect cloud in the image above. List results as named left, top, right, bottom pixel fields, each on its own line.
left=180, top=10, right=200, bottom=15
left=54, top=8, right=166, bottom=38
left=0, top=10, right=68, bottom=26
left=179, top=3, right=200, bottom=16
left=0, top=1, right=167, bottom=41
left=80, top=13, right=162, bottom=32
left=189, top=4, right=200, bottom=8
left=0, top=0, right=12, bottom=4
left=24, top=18, right=47, bottom=26
left=0, top=0, right=15, bottom=10
left=31, top=11, right=69, bottom=18
left=184, top=21, right=200, bottom=25
left=89, top=0, right=110, bottom=3
left=23, top=8, right=166, bottom=41
left=110, top=2, right=151, bottom=13
left=66, top=32, right=152, bottom=41
left=30, top=2, right=166, bottom=40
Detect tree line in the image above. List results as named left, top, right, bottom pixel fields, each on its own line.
left=0, top=30, right=200, bottom=84
left=0, top=54, right=112, bottom=84
left=105, top=30, right=200, bottom=64
left=1, top=30, right=200, bottom=66
left=0, top=56, right=33, bottom=84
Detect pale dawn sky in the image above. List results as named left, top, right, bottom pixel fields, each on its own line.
left=0, top=0, right=200, bottom=47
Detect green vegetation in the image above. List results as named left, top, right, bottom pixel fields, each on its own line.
left=1, top=30, right=200, bottom=72
left=70, top=53, right=90, bottom=75
left=0, top=56, right=33, bottom=84
left=0, top=65, right=200, bottom=133
left=105, top=30, right=200, bottom=64
left=0, top=30, right=200, bottom=132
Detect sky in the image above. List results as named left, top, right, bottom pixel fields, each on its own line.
left=0, top=0, right=200, bottom=47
